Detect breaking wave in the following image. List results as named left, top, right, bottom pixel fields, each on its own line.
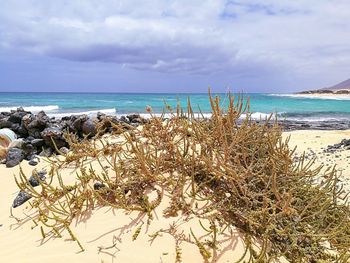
left=0, top=105, right=59, bottom=112
left=48, top=108, right=116, bottom=118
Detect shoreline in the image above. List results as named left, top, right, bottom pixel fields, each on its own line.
left=1, top=107, right=350, bottom=168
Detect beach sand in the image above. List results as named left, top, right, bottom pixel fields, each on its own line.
left=283, top=129, right=350, bottom=189
left=0, top=129, right=349, bottom=263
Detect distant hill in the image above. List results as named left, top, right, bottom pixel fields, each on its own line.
left=323, top=78, right=350, bottom=90
left=298, top=78, right=350, bottom=94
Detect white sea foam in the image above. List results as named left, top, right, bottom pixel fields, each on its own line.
left=48, top=108, right=116, bottom=118
left=283, top=116, right=350, bottom=122
left=241, top=112, right=275, bottom=120
left=268, top=93, right=350, bottom=101
left=136, top=112, right=276, bottom=120
left=45, top=108, right=350, bottom=122
left=136, top=113, right=213, bottom=119
left=0, top=105, right=59, bottom=112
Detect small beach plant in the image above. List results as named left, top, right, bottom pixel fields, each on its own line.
left=13, top=91, right=350, bottom=262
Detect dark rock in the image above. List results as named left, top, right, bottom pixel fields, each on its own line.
left=28, top=158, right=39, bottom=166
left=21, top=142, right=36, bottom=159
left=24, top=111, right=49, bottom=138
left=28, top=128, right=43, bottom=139
left=27, top=120, right=40, bottom=130
left=82, top=119, right=97, bottom=136
left=12, top=191, right=32, bottom=208
left=23, top=114, right=46, bottom=138
left=109, top=117, right=119, bottom=125
left=341, top=139, right=350, bottom=146
left=8, top=110, right=29, bottom=124
left=41, top=126, right=67, bottom=149
left=22, top=115, right=43, bottom=138
left=126, top=114, right=146, bottom=125
left=31, top=139, right=45, bottom=148
left=335, top=89, right=350, bottom=94
left=28, top=170, right=47, bottom=187
left=0, top=112, right=10, bottom=117
left=26, top=136, right=35, bottom=142
left=6, top=148, right=25, bottom=168
left=97, top=112, right=107, bottom=120
left=324, top=138, right=350, bottom=153
left=36, top=111, right=50, bottom=127
left=70, top=115, right=88, bottom=133
left=126, top=114, right=141, bottom=123
left=93, top=182, right=105, bottom=191
left=10, top=123, right=21, bottom=132
left=22, top=114, right=34, bottom=129
left=17, top=124, right=28, bottom=137
left=0, top=117, right=13, bottom=129
left=131, top=117, right=143, bottom=124
left=119, top=116, right=129, bottom=123
left=279, top=120, right=350, bottom=131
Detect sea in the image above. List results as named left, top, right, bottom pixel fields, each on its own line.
left=0, top=92, right=350, bottom=122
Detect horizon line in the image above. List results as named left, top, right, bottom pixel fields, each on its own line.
left=0, top=91, right=291, bottom=94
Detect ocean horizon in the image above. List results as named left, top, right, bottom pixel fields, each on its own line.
left=0, top=92, right=350, bottom=122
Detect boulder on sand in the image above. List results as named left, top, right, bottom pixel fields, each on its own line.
left=6, top=148, right=25, bottom=168
left=12, top=191, right=32, bottom=208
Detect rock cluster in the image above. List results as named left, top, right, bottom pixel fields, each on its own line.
left=279, top=120, right=350, bottom=131
left=1, top=107, right=349, bottom=168
left=0, top=108, right=147, bottom=167
left=298, top=89, right=350, bottom=94
left=324, top=139, right=350, bottom=153
left=250, top=119, right=350, bottom=131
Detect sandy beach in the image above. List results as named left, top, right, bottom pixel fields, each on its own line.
left=284, top=130, right=350, bottom=192
left=0, top=129, right=349, bottom=263
left=2, top=0, right=350, bottom=260
left=0, top=149, right=250, bottom=263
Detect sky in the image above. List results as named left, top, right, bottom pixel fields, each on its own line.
left=0, top=0, right=349, bottom=93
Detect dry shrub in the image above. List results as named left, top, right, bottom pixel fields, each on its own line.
left=13, top=92, right=350, bottom=262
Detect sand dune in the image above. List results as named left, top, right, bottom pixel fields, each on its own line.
left=0, top=130, right=349, bottom=262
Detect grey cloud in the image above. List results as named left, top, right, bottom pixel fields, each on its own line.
left=0, top=0, right=350, bottom=85
left=46, top=42, right=239, bottom=75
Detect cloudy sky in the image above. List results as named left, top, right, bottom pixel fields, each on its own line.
left=0, top=0, right=349, bottom=93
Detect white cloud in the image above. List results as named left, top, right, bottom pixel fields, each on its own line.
left=0, top=0, right=350, bottom=87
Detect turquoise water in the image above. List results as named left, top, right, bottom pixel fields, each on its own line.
left=0, top=92, right=350, bottom=121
